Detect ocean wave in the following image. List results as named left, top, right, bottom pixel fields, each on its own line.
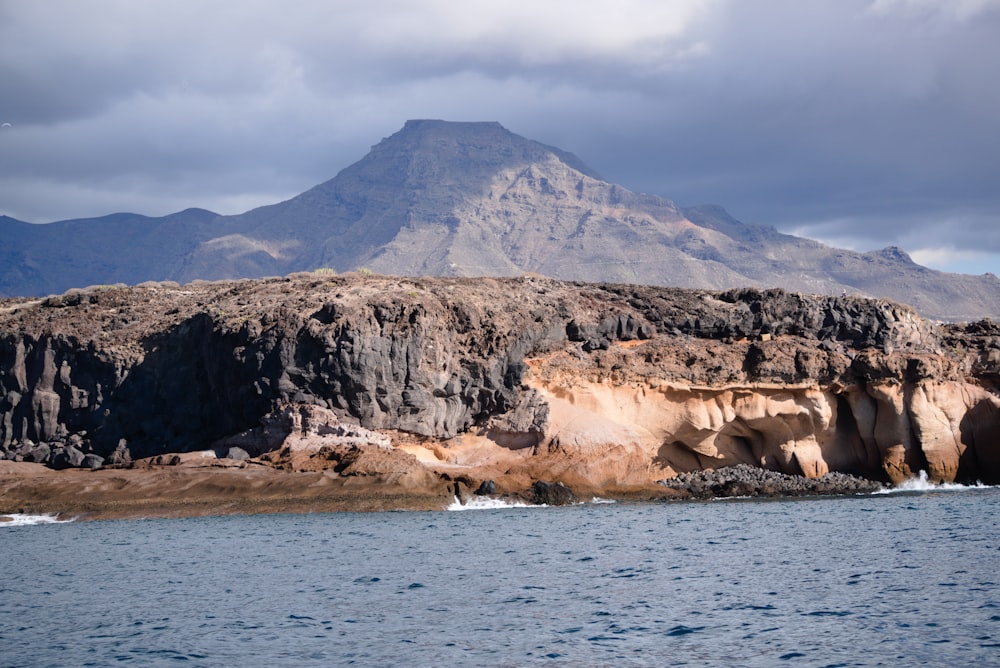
left=446, top=496, right=543, bottom=511
left=447, top=496, right=617, bottom=511
left=874, top=470, right=994, bottom=494
left=0, top=513, right=73, bottom=527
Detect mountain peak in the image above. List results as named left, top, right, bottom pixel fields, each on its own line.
left=868, top=246, right=916, bottom=265
left=401, top=119, right=505, bottom=133
left=365, top=119, right=604, bottom=182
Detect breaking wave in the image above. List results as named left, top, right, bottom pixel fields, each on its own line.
left=447, top=496, right=617, bottom=511
left=874, top=470, right=993, bottom=494
left=1, top=513, right=73, bottom=527
left=447, top=496, right=542, bottom=511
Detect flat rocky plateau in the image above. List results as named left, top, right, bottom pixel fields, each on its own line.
left=2, top=273, right=999, bottom=519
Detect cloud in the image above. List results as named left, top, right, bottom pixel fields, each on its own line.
left=350, top=0, right=715, bottom=61
left=0, top=0, right=997, bottom=274
left=865, top=0, right=1000, bottom=21
left=910, top=246, right=1000, bottom=276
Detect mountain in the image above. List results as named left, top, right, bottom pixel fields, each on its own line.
left=0, top=208, right=218, bottom=297
left=3, top=119, right=999, bottom=320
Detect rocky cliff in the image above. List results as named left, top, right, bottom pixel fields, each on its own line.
left=2, top=274, right=998, bottom=507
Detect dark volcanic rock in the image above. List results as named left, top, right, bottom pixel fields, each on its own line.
left=0, top=276, right=564, bottom=465
left=659, top=464, right=884, bottom=498
left=530, top=480, right=577, bottom=506
left=474, top=479, right=497, bottom=495
left=50, top=445, right=85, bottom=470
left=81, top=453, right=104, bottom=470
left=17, top=442, right=50, bottom=463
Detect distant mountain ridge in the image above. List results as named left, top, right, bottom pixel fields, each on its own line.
left=3, top=119, right=999, bottom=320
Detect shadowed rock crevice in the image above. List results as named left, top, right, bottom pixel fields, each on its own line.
left=94, top=313, right=274, bottom=458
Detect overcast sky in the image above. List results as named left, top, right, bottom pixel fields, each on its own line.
left=2, top=0, right=998, bottom=275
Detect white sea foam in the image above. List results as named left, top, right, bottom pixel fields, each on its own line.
left=874, top=470, right=992, bottom=494
left=0, top=513, right=73, bottom=527
left=447, top=496, right=543, bottom=511
left=448, top=496, right=618, bottom=510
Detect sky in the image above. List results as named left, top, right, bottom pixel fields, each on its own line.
left=1, top=0, right=999, bottom=275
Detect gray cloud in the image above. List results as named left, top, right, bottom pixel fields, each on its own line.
left=1, top=0, right=998, bottom=275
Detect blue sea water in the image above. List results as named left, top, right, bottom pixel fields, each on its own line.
left=2, top=486, right=998, bottom=667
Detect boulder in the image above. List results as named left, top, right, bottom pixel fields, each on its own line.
left=474, top=479, right=497, bottom=495
left=81, top=453, right=104, bottom=470
left=50, top=445, right=85, bottom=470
left=105, top=439, right=132, bottom=467
left=223, top=447, right=250, bottom=461
left=21, top=442, right=51, bottom=464
left=529, top=480, right=577, bottom=506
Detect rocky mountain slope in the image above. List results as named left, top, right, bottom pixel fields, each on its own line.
left=3, top=120, right=999, bottom=321
left=2, top=274, right=998, bottom=513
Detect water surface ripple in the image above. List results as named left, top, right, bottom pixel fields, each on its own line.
left=2, top=489, right=998, bottom=666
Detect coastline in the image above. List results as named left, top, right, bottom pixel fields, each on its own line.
left=1, top=459, right=890, bottom=522
left=0, top=461, right=459, bottom=521
left=4, top=275, right=1000, bottom=506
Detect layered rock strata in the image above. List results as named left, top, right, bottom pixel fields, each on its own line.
left=1, top=274, right=998, bottom=513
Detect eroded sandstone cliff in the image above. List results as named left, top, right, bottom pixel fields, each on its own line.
left=1, top=274, right=998, bottom=505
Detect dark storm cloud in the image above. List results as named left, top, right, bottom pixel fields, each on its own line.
left=0, top=0, right=997, bottom=274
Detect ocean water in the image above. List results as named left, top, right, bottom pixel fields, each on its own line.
left=2, top=486, right=998, bottom=667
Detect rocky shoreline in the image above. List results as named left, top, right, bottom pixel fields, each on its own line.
left=658, top=464, right=884, bottom=499
left=0, top=460, right=457, bottom=521
left=1, top=459, right=894, bottom=522
left=3, top=274, right=1000, bottom=519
